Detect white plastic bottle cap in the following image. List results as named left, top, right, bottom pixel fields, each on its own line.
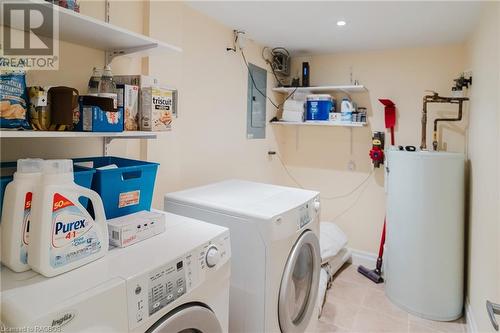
left=17, top=158, right=43, bottom=174
left=43, top=159, right=73, bottom=175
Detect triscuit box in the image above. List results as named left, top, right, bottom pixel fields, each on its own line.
left=116, top=84, right=139, bottom=131
left=107, top=210, right=166, bottom=248
left=141, top=87, right=176, bottom=131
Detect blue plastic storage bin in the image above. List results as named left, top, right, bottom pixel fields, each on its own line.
left=0, top=162, right=95, bottom=217
left=73, top=157, right=159, bottom=219
left=306, top=94, right=333, bottom=121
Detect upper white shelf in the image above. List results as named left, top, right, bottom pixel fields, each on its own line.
left=270, top=121, right=367, bottom=128
left=272, top=85, right=367, bottom=94
left=0, top=131, right=159, bottom=139
left=2, top=0, right=182, bottom=59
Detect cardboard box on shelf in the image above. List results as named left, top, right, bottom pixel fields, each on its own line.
left=140, top=87, right=176, bottom=131
left=116, top=84, right=139, bottom=131
left=114, top=75, right=159, bottom=88
left=76, top=95, right=123, bottom=132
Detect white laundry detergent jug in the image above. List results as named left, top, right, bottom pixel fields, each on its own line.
left=28, top=160, right=108, bottom=277
left=1, top=158, right=43, bottom=272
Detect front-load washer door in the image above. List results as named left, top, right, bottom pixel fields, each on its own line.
left=146, top=304, right=222, bottom=333
left=278, top=230, right=321, bottom=333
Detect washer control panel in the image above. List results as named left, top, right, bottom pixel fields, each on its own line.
left=126, top=232, right=230, bottom=330
left=148, top=259, right=186, bottom=316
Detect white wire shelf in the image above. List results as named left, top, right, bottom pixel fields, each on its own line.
left=0, top=131, right=159, bottom=139
left=272, top=85, right=367, bottom=94
left=270, top=121, right=367, bottom=127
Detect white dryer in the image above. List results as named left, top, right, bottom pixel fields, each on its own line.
left=165, top=180, right=321, bottom=333
left=1, top=212, right=231, bottom=333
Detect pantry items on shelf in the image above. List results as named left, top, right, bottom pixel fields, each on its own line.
left=1, top=70, right=178, bottom=133
left=141, top=87, right=174, bottom=131
left=117, top=84, right=139, bottom=130
left=98, top=65, right=117, bottom=109
left=329, top=112, right=342, bottom=122
left=0, top=71, right=30, bottom=129
left=114, top=75, right=160, bottom=89
left=48, top=86, right=79, bottom=130
left=1, top=159, right=43, bottom=272
left=76, top=95, right=123, bottom=132
left=354, top=107, right=367, bottom=123
left=340, top=98, right=356, bottom=122
left=306, top=94, right=332, bottom=121
left=28, top=86, right=51, bottom=130
left=87, top=67, right=102, bottom=95
left=28, top=159, right=108, bottom=277
left=107, top=210, right=166, bottom=248
left=281, top=99, right=305, bottom=122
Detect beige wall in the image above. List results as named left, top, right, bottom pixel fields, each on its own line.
left=1, top=1, right=287, bottom=205
left=142, top=1, right=287, bottom=208
left=278, top=45, right=467, bottom=253
left=466, top=2, right=500, bottom=331
left=1, top=2, right=477, bottom=258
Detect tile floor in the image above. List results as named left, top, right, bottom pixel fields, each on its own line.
left=315, top=264, right=466, bottom=333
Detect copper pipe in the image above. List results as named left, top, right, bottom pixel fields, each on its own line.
left=432, top=99, right=466, bottom=150
left=420, top=95, right=430, bottom=150
left=420, top=92, right=468, bottom=151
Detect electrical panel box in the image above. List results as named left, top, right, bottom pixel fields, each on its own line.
left=247, top=63, right=267, bottom=139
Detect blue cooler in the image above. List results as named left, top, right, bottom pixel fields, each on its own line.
left=306, top=94, right=333, bottom=121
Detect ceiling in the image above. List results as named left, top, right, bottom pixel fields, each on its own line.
left=187, top=1, right=482, bottom=54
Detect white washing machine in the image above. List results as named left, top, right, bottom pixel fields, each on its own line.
left=1, top=212, right=231, bottom=333
left=165, top=180, right=321, bottom=333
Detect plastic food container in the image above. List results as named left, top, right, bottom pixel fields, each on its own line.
left=73, top=157, right=159, bottom=219
left=306, top=94, right=332, bottom=121
left=0, top=162, right=95, bottom=216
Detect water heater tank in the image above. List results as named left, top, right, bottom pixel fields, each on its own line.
left=385, top=149, right=464, bottom=321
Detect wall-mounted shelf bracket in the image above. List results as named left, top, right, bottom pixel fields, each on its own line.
left=101, top=133, right=157, bottom=156
left=103, top=137, right=113, bottom=156
left=105, top=44, right=158, bottom=65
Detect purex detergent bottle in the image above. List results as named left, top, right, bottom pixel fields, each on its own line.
left=28, top=160, right=108, bottom=277
left=1, top=158, right=43, bottom=272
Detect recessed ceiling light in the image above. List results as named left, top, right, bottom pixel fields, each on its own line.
left=337, top=20, right=347, bottom=27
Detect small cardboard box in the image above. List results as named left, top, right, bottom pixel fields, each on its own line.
left=116, top=84, right=139, bottom=131
left=140, top=87, right=176, bottom=131
left=76, top=95, right=123, bottom=132
left=107, top=210, right=166, bottom=248
left=114, top=75, right=159, bottom=88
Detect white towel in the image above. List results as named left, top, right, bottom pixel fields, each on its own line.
left=317, top=268, right=329, bottom=317
left=320, top=222, right=348, bottom=264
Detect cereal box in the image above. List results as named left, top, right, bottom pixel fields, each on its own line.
left=116, top=84, right=139, bottom=131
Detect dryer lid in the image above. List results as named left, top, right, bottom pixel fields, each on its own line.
left=166, top=180, right=319, bottom=219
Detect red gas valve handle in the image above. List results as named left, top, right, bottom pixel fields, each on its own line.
left=369, top=147, right=384, bottom=168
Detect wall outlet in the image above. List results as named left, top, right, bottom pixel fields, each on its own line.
left=348, top=160, right=356, bottom=171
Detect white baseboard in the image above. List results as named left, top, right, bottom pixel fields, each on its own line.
left=465, top=297, right=478, bottom=333
left=348, top=248, right=377, bottom=268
